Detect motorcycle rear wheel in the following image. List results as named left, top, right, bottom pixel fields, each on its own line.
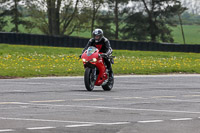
left=84, top=68, right=95, bottom=91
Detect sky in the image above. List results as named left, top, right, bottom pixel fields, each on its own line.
left=0, top=0, right=199, bottom=15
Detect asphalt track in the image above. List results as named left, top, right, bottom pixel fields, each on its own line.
left=0, top=75, right=200, bottom=133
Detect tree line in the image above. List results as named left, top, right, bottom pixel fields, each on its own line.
left=0, top=0, right=191, bottom=43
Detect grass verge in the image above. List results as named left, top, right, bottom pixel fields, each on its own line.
left=0, top=44, right=199, bottom=78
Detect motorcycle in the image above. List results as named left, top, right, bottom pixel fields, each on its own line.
left=81, top=46, right=114, bottom=91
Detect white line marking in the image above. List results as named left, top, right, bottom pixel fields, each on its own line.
left=158, top=99, right=200, bottom=103
left=0, top=117, right=95, bottom=124
left=30, top=76, right=83, bottom=79
left=138, top=120, right=163, bottom=123
left=0, top=129, right=14, bottom=132
left=115, top=74, right=200, bottom=78
left=0, top=102, right=21, bottom=105
left=0, top=106, right=27, bottom=110
left=0, top=102, right=29, bottom=105
left=30, top=100, right=65, bottom=103
left=171, top=118, right=193, bottom=121
left=27, top=74, right=200, bottom=80
left=71, top=94, right=119, bottom=98
left=0, top=117, right=129, bottom=125
left=114, top=97, right=145, bottom=100
left=72, top=98, right=105, bottom=101
left=151, top=96, right=176, bottom=98
left=103, top=122, right=130, bottom=125
left=183, top=95, right=200, bottom=97
left=14, top=102, right=30, bottom=105
left=66, top=124, right=95, bottom=128
left=26, top=103, right=200, bottom=114
left=3, top=102, right=200, bottom=114
left=26, top=83, right=45, bottom=85
left=2, top=101, right=200, bottom=114
left=27, top=127, right=56, bottom=130
left=190, top=92, right=200, bottom=94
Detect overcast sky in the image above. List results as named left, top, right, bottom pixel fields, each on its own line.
left=0, top=0, right=199, bottom=14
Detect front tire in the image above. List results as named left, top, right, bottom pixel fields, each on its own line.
left=102, top=72, right=114, bottom=91
left=84, top=68, right=95, bottom=91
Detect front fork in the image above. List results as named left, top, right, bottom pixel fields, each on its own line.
left=92, top=67, right=97, bottom=81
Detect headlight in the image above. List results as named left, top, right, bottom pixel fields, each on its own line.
left=82, top=59, right=87, bottom=62
left=90, top=58, right=97, bottom=62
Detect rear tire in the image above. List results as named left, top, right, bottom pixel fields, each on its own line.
left=84, top=68, right=95, bottom=91
left=102, top=72, right=114, bottom=91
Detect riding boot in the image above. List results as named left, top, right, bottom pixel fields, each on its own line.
left=108, top=67, right=113, bottom=75
left=108, top=67, right=113, bottom=80
left=104, top=57, right=113, bottom=79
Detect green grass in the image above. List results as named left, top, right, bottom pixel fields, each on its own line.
left=71, top=30, right=91, bottom=38
left=69, top=25, right=200, bottom=45
left=0, top=44, right=199, bottom=78
left=172, top=25, right=200, bottom=44
left=3, top=16, right=200, bottom=44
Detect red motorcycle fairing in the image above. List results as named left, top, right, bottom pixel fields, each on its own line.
left=81, top=48, right=108, bottom=86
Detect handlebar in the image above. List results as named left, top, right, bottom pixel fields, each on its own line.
left=99, top=53, right=108, bottom=58
left=99, top=54, right=115, bottom=59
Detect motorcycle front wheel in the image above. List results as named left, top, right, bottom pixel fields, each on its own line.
left=84, top=68, right=95, bottom=91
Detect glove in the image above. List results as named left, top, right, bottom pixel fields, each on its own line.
left=101, top=53, right=108, bottom=58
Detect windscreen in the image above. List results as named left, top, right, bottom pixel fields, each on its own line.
left=86, top=46, right=97, bottom=56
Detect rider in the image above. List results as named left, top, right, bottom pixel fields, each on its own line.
left=81, top=28, right=113, bottom=76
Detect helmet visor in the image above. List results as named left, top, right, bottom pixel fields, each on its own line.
left=94, top=35, right=100, bottom=40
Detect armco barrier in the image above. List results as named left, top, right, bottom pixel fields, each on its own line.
left=0, top=32, right=200, bottom=53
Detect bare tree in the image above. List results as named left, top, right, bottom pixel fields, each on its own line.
left=107, top=0, right=130, bottom=39
left=26, top=0, right=80, bottom=36
left=90, top=0, right=104, bottom=34
left=180, top=0, right=200, bottom=15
